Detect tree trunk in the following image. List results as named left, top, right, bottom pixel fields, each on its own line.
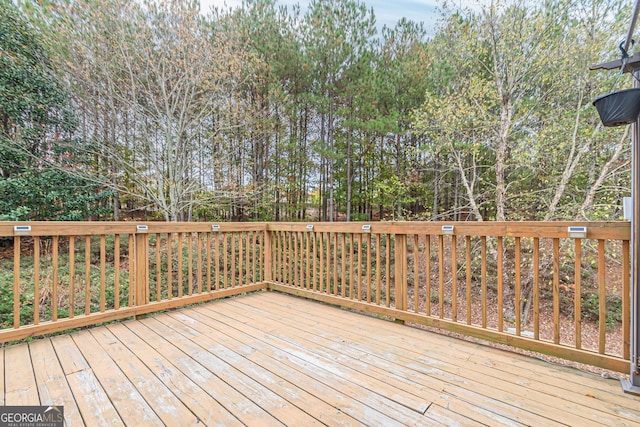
left=579, top=127, right=629, bottom=219
left=495, top=97, right=512, bottom=222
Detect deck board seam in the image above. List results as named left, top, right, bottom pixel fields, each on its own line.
left=226, top=293, right=639, bottom=426
left=218, top=296, right=558, bottom=426
left=182, top=305, right=477, bottom=425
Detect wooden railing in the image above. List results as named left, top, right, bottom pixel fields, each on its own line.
left=0, top=222, right=267, bottom=343
left=268, top=221, right=631, bottom=373
left=0, top=221, right=631, bottom=372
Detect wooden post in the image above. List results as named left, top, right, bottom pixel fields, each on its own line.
left=394, top=234, right=407, bottom=318
left=263, top=228, right=272, bottom=283
left=134, top=233, right=149, bottom=307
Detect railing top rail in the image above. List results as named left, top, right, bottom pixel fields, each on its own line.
left=267, top=221, right=630, bottom=239
left=0, top=220, right=629, bottom=239
left=0, top=221, right=269, bottom=237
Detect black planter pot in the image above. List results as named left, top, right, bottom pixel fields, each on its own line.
left=593, top=88, right=640, bottom=127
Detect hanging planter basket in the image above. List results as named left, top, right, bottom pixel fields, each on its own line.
left=593, top=88, right=640, bottom=127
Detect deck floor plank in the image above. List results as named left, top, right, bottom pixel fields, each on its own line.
left=1, top=291, right=638, bottom=426
left=89, top=327, right=201, bottom=426
left=256, top=291, right=640, bottom=425
left=124, top=319, right=286, bottom=427
left=140, top=316, right=323, bottom=427
left=158, top=313, right=366, bottom=427
left=183, top=305, right=473, bottom=426
left=221, top=294, right=560, bottom=427
left=29, top=339, right=83, bottom=426
left=5, top=343, right=39, bottom=405
left=166, top=310, right=416, bottom=427
left=72, top=330, right=165, bottom=426
left=50, top=334, right=124, bottom=426
left=222, top=296, right=548, bottom=426
left=262, top=292, right=629, bottom=397
left=106, top=322, right=244, bottom=427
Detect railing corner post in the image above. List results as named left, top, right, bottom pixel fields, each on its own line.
left=394, top=233, right=407, bottom=312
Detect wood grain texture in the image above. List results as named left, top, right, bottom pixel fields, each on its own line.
left=2, top=292, right=636, bottom=426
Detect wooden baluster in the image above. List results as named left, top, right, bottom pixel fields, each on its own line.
left=237, top=232, right=243, bottom=288
left=222, top=233, right=228, bottom=290
left=357, top=234, right=362, bottom=300
left=574, top=238, right=582, bottom=349
left=350, top=234, right=355, bottom=299
left=13, top=236, right=20, bottom=329
left=598, top=239, right=606, bottom=354
left=375, top=234, right=381, bottom=305
left=114, top=235, right=120, bottom=308
left=466, top=236, right=471, bottom=325
left=333, top=233, right=338, bottom=296
left=88, top=235, right=94, bottom=313
left=425, top=235, right=431, bottom=316
left=515, top=237, right=521, bottom=336
left=52, top=236, right=59, bottom=321
left=100, top=235, right=106, bottom=312
left=197, top=233, right=203, bottom=293
left=246, top=231, right=251, bottom=286
left=533, top=237, right=540, bottom=340
left=156, top=234, right=162, bottom=301
left=481, top=236, right=487, bottom=329
left=327, top=232, right=332, bottom=294
left=414, top=234, right=419, bottom=313
left=452, top=234, right=458, bottom=322
left=68, top=237, right=74, bottom=318
left=366, top=233, right=372, bottom=304
left=188, top=233, right=193, bottom=295
left=438, top=234, right=444, bottom=319
left=207, top=233, right=212, bottom=292
left=497, top=236, right=503, bottom=332
left=34, top=236, right=41, bottom=324
left=341, top=234, right=347, bottom=298
left=178, top=233, right=184, bottom=297
left=623, top=239, right=631, bottom=360
left=553, top=238, right=560, bottom=345
left=319, top=232, right=325, bottom=293
left=385, top=234, right=391, bottom=308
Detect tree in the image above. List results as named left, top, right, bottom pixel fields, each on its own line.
left=303, top=0, right=376, bottom=221
left=0, top=0, right=111, bottom=220
left=42, top=0, right=247, bottom=221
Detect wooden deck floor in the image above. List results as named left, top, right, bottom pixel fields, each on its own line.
left=2, top=291, right=639, bottom=426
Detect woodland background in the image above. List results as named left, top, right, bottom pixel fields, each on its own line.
left=0, top=0, right=633, bottom=223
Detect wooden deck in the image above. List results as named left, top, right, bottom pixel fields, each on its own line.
left=2, top=291, right=639, bottom=426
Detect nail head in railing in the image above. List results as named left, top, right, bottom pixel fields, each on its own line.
left=211, top=224, right=221, bottom=231
left=13, top=225, right=31, bottom=236
left=362, top=224, right=371, bottom=233
left=442, top=225, right=454, bottom=235
left=567, top=226, right=587, bottom=239
left=136, top=225, right=149, bottom=234
left=306, top=224, right=314, bottom=232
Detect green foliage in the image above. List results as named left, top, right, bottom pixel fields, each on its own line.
left=582, top=293, right=623, bottom=331
left=0, top=1, right=112, bottom=220
left=0, top=169, right=113, bottom=221
left=6, top=0, right=631, bottom=222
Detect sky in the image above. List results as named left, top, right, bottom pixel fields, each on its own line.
left=201, top=0, right=488, bottom=36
